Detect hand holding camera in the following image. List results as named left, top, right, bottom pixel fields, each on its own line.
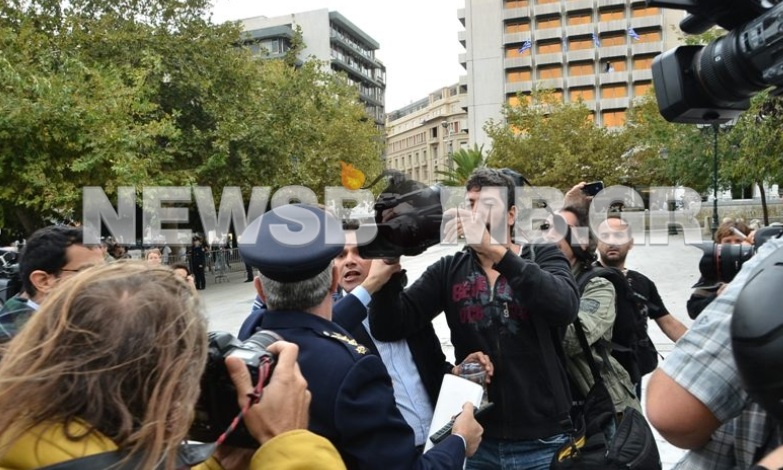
left=226, top=341, right=311, bottom=445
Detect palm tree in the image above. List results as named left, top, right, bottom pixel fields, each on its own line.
left=435, top=144, right=486, bottom=186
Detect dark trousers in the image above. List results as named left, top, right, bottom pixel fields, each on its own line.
left=194, top=268, right=206, bottom=290
left=245, top=263, right=254, bottom=281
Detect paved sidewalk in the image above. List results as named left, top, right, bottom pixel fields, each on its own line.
left=200, top=229, right=704, bottom=468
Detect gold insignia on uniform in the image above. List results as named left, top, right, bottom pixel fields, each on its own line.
left=325, top=331, right=368, bottom=355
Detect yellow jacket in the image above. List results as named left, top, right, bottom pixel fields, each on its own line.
left=0, top=421, right=346, bottom=470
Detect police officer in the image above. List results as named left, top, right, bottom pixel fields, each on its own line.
left=239, top=204, right=483, bottom=470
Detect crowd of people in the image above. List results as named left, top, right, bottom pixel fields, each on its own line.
left=0, top=167, right=781, bottom=469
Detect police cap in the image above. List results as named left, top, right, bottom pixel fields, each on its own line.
left=238, top=204, right=345, bottom=283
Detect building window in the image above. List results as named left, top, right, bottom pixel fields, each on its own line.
left=631, top=6, right=660, bottom=17
left=539, top=41, right=562, bottom=54
left=505, top=0, right=529, bottom=8
left=505, top=20, right=531, bottom=33
left=568, top=37, right=593, bottom=50
left=638, top=30, right=662, bottom=43
left=538, top=65, right=562, bottom=79
left=603, top=59, right=627, bottom=71
left=507, top=94, right=532, bottom=106
left=537, top=16, right=560, bottom=29
left=601, top=34, right=626, bottom=47
left=633, top=55, right=655, bottom=70
left=599, top=9, right=624, bottom=22
left=569, top=61, right=594, bottom=76
left=602, top=110, right=626, bottom=127
left=507, top=69, right=533, bottom=82
left=570, top=87, right=594, bottom=101
left=633, top=82, right=652, bottom=97
left=567, top=12, right=592, bottom=25
left=601, top=84, right=627, bottom=98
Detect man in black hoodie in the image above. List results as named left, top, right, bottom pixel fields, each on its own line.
left=369, top=168, right=579, bottom=470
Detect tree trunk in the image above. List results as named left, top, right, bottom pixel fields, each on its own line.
left=757, top=180, right=769, bottom=226
left=14, top=208, right=38, bottom=237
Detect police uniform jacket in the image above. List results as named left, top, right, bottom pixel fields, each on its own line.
left=260, top=309, right=466, bottom=470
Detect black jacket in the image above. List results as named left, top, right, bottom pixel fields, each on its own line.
left=370, top=245, right=579, bottom=440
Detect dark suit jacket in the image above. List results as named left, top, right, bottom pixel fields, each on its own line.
left=240, top=293, right=452, bottom=408
left=260, top=310, right=465, bottom=470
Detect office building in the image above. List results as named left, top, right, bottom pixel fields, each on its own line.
left=240, top=9, right=386, bottom=125
left=386, top=84, right=469, bottom=185
left=459, top=0, right=682, bottom=148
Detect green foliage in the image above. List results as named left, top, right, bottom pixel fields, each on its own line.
left=0, top=0, right=382, bottom=234
left=435, top=144, right=485, bottom=186
left=486, top=90, right=630, bottom=189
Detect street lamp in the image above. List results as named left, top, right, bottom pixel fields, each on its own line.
left=711, top=123, right=720, bottom=238
left=441, top=120, right=454, bottom=173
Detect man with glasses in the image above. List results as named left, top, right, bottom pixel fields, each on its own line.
left=0, top=226, right=104, bottom=342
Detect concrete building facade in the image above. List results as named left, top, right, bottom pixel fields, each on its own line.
left=240, top=9, right=386, bottom=125
left=459, top=0, right=683, bottom=148
left=385, top=85, right=469, bottom=185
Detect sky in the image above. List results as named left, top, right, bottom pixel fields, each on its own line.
left=210, top=0, right=466, bottom=112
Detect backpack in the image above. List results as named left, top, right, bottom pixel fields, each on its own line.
left=576, top=267, right=657, bottom=384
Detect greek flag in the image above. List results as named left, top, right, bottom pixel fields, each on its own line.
left=562, top=36, right=568, bottom=52
left=592, top=32, right=601, bottom=47
left=518, top=40, right=532, bottom=54
left=628, top=27, right=641, bottom=41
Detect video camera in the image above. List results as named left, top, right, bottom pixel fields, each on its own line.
left=649, top=0, right=783, bottom=124
left=188, top=330, right=281, bottom=448
left=695, top=225, right=783, bottom=284
left=358, top=171, right=444, bottom=259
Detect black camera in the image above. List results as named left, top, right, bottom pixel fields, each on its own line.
left=649, top=0, right=783, bottom=124
left=695, top=225, right=783, bottom=284
left=188, top=330, right=281, bottom=448
left=357, top=172, right=444, bottom=259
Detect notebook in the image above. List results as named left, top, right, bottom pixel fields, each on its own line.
left=423, top=373, right=484, bottom=453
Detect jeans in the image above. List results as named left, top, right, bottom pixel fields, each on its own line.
left=466, top=433, right=570, bottom=470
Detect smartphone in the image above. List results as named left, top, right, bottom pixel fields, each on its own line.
left=582, top=181, right=604, bottom=196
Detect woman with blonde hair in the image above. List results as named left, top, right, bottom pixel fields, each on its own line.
left=146, top=248, right=163, bottom=266
left=0, top=262, right=345, bottom=470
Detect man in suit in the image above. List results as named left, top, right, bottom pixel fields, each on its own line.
left=238, top=204, right=483, bottom=470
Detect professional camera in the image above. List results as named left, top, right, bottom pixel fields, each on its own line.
left=358, top=171, right=444, bottom=259
left=695, top=225, right=783, bottom=284
left=732, top=243, right=783, bottom=423
left=189, top=330, right=281, bottom=448
left=649, top=0, right=783, bottom=124
left=0, top=250, right=21, bottom=305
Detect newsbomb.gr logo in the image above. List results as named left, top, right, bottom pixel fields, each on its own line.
left=82, top=185, right=703, bottom=247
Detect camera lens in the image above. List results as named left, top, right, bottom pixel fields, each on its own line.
left=699, top=243, right=755, bottom=284
left=695, top=25, right=767, bottom=106
left=243, top=330, right=283, bottom=353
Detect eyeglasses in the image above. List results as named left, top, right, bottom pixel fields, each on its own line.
left=59, top=266, right=93, bottom=274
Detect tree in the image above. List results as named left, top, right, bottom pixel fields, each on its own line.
left=435, top=144, right=485, bottom=186
left=624, top=93, right=719, bottom=194
left=486, top=90, right=629, bottom=189
left=723, top=91, right=783, bottom=224
left=0, top=0, right=383, bottom=236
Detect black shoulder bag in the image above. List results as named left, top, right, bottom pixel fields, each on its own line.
left=549, top=317, right=662, bottom=470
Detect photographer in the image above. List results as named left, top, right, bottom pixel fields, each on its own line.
left=0, top=262, right=345, bottom=470
left=687, top=220, right=752, bottom=320
left=646, top=235, right=783, bottom=468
